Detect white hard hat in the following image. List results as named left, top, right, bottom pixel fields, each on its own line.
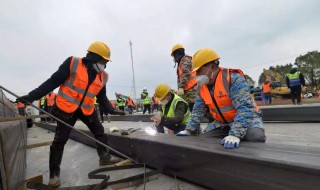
left=292, top=65, right=298, bottom=69
left=143, top=87, right=147, bottom=91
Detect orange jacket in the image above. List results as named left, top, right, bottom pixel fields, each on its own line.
left=178, top=56, right=197, bottom=91
left=126, top=98, right=134, bottom=106
left=46, top=93, right=56, bottom=106
left=17, top=101, right=25, bottom=109
left=56, top=57, right=108, bottom=115
left=262, top=83, right=272, bottom=93
left=110, top=101, right=116, bottom=108
left=200, top=68, right=260, bottom=123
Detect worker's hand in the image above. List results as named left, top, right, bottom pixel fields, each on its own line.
left=176, top=130, right=191, bottom=136
left=110, top=110, right=125, bottom=115
left=16, top=95, right=34, bottom=105
left=177, top=88, right=184, bottom=96
left=220, top=135, right=240, bottom=149
left=150, top=115, right=161, bottom=125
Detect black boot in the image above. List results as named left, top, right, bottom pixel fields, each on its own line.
left=48, top=145, right=64, bottom=187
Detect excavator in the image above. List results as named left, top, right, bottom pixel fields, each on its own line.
left=260, top=69, right=308, bottom=97
left=259, top=69, right=291, bottom=98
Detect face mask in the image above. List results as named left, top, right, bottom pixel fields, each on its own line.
left=93, top=63, right=106, bottom=73
left=196, top=66, right=215, bottom=86
left=160, top=99, right=169, bottom=106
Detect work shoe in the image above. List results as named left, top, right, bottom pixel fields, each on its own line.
left=48, top=176, right=61, bottom=188
left=99, top=156, right=123, bottom=166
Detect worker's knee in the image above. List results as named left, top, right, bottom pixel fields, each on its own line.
left=243, top=128, right=266, bottom=142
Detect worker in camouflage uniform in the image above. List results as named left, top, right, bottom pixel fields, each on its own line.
left=171, top=44, right=197, bottom=111
left=176, top=48, right=266, bottom=149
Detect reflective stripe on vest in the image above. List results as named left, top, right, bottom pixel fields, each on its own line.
left=40, top=96, right=46, bottom=106
left=178, top=56, right=197, bottom=91
left=200, top=68, right=259, bottom=124
left=117, top=98, right=125, bottom=106
left=46, top=93, right=56, bottom=106
left=287, top=71, right=301, bottom=86
left=262, top=83, right=271, bottom=93
left=56, top=57, right=108, bottom=115
left=142, top=93, right=151, bottom=104
left=126, top=99, right=134, bottom=106
left=161, top=94, right=190, bottom=126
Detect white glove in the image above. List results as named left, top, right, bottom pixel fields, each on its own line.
left=220, top=135, right=240, bottom=149
left=176, top=130, right=191, bottom=136
left=177, top=88, right=184, bottom=96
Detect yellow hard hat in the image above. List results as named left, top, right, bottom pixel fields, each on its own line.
left=171, top=43, right=184, bottom=56
left=192, top=48, right=220, bottom=72
left=87, top=41, right=111, bottom=61
left=154, top=84, right=171, bottom=100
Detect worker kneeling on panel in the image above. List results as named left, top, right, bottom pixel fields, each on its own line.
left=176, top=48, right=266, bottom=149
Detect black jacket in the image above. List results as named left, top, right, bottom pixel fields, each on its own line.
left=28, top=56, right=114, bottom=115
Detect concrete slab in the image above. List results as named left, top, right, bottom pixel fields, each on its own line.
left=26, top=126, right=206, bottom=189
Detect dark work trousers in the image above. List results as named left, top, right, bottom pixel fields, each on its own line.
left=119, top=106, right=125, bottom=111
left=264, top=92, right=272, bottom=105
left=18, top=108, right=25, bottom=116
left=128, top=106, right=133, bottom=114
left=156, top=123, right=186, bottom=134
left=152, top=104, right=159, bottom=113
left=47, top=106, right=53, bottom=122
left=290, top=85, right=302, bottom=104
left=188, top=103, right=194, bottom=112
left=143, top=104, right=151, bottom=114
left=200, top=126, right=266, bottom=142
left=49, top=105, right=109, bottom=178
left=40, top=105, right=46, bottom=122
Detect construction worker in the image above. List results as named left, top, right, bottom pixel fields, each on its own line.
left=125, top=96, right=135, bottom=114
left=151, top=94, right=159, bottom=113
left=16, top=41, right=125, bottom=187
left=46, top=92, right=56, bottom=122
left=286, top=65, right=305, bottom=105
left=262, top=80, right=272, bottom=105
left=171, top=44, right=197, bottom=111
left=38, top=96, right=47, bottom=122
left=176, top=48, right=266, bottom=149
left=17, top=101, right=26, bottom=116
left=151, top=84, right=191, bottom=134
left=117, top=94, right=125, bottom=111
left=141, top=87, right=151, bottom=114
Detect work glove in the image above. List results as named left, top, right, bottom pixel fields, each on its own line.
left=176, top=130, right=191, bottom=136
left=220, top=135, right=240, bottom=149
left=110, top=109, right=125, bottom=115
left=16, top=95, right=34, bottom=105
left=177, top=88, right=184, bottom=96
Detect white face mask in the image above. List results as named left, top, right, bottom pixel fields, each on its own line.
left=93, top=63, right=106, bottom=73
left=160, top=99, right=169, bottom=106
left=196, top=75, right=210, bottom=86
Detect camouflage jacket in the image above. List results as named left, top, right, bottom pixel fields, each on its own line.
left=177, top=55, right=196, bottom=103
left=186, top=72, right=264, bottom=139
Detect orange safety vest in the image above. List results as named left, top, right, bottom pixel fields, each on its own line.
left=200, top=68, right=260, bottom=124
left=177, top=56, right=197, bottom=91
left=17, top=102, right=25, bottom=109
left=56, top=57, right=108, bottom=115
left=46, top=93, right=56, bottom=106
left=126, top=98, right=134, bottom=106
left=262, top=83, right=271, bottom=93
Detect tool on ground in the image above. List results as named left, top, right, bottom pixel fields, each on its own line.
left=0, top=85, right=138, bottom=164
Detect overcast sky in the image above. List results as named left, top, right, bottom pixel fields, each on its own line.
left=1, top=0, right=320, bottom=100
